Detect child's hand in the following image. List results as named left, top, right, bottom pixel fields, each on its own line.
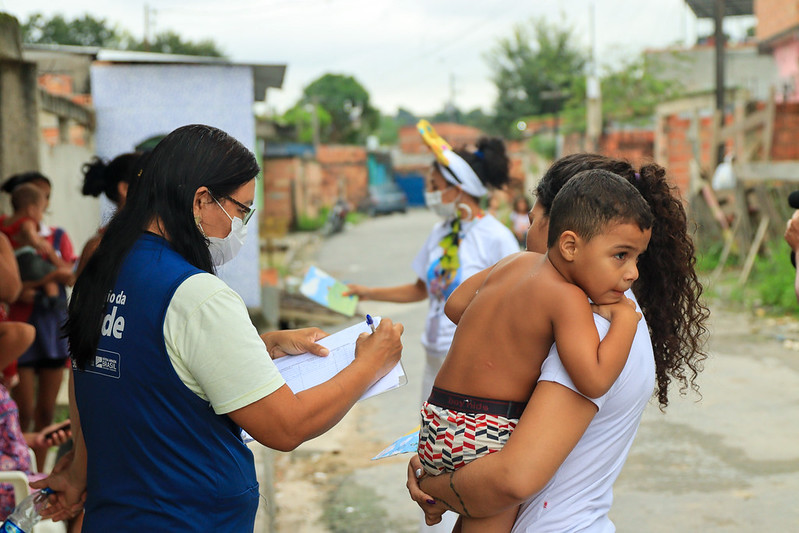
left=591, top=296, right=641, bottom=324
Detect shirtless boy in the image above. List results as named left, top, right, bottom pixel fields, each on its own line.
left=417, top=169, right=653, bottom=532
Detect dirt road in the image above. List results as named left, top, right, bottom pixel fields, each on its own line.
left=267, top=210, right=799, bottom=532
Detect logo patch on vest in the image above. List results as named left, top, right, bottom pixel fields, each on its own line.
left=86, top=349, right=121, bottom=379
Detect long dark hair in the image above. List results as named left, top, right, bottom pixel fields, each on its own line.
left=537, top=153, right=709, bottom=409
left=66, top=124, right=260, bottom=369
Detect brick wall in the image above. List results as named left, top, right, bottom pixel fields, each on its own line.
left=316, top=145, right=368, bottom=206
left=771, top=102, right=799, bottom=160
left=37, top=73, right=92, bottom=147
left=755, top=0, right=799, bottom=41
left=398, top=123, right=485, bottom=154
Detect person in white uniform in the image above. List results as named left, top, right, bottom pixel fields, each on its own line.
left=407, top=153, right=710, bottom=532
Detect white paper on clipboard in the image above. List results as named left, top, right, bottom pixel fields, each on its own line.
left=273, top=316, right=406, bottom=402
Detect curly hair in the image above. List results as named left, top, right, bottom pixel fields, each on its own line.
left=537, top=153, right=709, bottom=408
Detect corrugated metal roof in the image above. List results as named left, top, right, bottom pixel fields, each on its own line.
left=685, top=0, right=754, bottom=18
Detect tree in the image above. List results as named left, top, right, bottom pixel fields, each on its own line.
left=22, top=13, right=122, bottom=47
left=560, top=54, right=685, bottom=133
left=300, top=74, right=379, bottom=144
left=21, top=13, right=224, bottom=57
left=129, top=30, right=224, bottom=57
left=486, top=18, right=586, bottom=136
left=279, top=104, right=332, bottom=144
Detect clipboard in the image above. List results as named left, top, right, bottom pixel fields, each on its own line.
left=273, top=316, right=407, bottom=402
left=242, top=318, right=406, bottom=444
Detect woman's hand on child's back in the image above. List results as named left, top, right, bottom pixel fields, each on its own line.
left=591, top=295, right=641, bottom=324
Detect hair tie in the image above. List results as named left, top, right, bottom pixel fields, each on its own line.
left=474, top=150, right=484, bottom=160
left=634, top=172, right=641, bottom=180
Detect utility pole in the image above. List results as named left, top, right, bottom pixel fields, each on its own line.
left=144, top=4, right=154, bottom=52
left=585, top=1, right=602, bottom=152
left=448, top=73, right=457, bottom=122
left=714, top=0, right=726, bottom=165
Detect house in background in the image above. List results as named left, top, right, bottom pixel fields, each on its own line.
left=756, top=0, right=799, bottom=101
left=23, top=43, right=286, bottom=308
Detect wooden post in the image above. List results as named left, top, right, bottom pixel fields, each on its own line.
left=738, top=216, right=770, bottom=286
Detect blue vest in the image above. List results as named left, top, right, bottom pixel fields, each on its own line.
left=74, top=234, right=258, bottom=531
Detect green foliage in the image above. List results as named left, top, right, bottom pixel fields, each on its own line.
left=395, top=107, right=418, bottom=126
left=129, top=30, right=225, bottom=57
left=745, top=240, right=798, bottom=313
left=696, top=240, right=729, bottom=272
left=529, top=134, right=557, bottom=160
left=704, top=238, right=799, bottom=315
left=486, top=17, right=586, bottom=136
left=345, top=210, right=367, bottom=225
left=280, top=104, right=332, bottom=144
left=22, top=12, right=122, bottom=47
left=295, top=207, right=329, bottom=232
left=376, top=113, right=399, bottom=145
left=21, top=12, right=224, bottom=57
left=300, top=74, right=379, bottom=144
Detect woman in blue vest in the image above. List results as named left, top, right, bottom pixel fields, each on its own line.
left=32, top=124, right=404, bottom=530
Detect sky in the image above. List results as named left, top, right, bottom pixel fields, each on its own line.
left=0, top=0, right=756, bottom=116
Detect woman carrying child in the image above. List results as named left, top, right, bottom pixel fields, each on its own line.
left=408, top=153, right=709, bottom=532
left=346, top=122, right=519, bottom=408
left=1, top=172, right=77, bottom=471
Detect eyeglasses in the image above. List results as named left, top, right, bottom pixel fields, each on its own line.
left=211, top=193, right=255, bottom=225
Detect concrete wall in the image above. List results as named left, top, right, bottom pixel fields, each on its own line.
left=647, top=45, right=779, bottom=102
left=0, top=14, right=39, bottom=179
left=39, top=142, right=100, bottom=253
left=90, top=63, right=261, bottom=308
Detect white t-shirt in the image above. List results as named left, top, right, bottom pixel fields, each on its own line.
left=162, top=273, right=286, bottom=415
left=411, top=214, right=519, bottom=353
left=512, top=292, right=656, bottom=533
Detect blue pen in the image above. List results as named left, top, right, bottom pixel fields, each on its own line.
left=366, top=314, right=376, bottom=333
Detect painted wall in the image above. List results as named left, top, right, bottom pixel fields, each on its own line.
left=773, top=41, right=799, bottom=102
left=91, top=63, right=261, bottom=307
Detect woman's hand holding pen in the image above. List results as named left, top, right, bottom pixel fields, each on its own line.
left=355, top=318, right=403, bottom=382
left=262, top=327, right=330, bottom=359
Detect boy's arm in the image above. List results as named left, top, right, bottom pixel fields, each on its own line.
left=444, top=252, right=525, bottom=324
left=551, top=289, right=639, bottom=399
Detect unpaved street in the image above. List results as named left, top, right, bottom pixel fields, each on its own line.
left=269, top=209, right=799, bottom=532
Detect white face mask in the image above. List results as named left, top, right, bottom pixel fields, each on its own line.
left=207, top=198, right=248, bottom=266
left=424, top=190, right=457, bottom=220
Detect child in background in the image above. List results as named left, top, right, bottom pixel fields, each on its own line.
left=0, top=184, right=70, bottom=309
left=509, top=196, right=531, bottom=247
left=0, top=320, right=71, bottom=520
left=417, top=169, right=653, bottom=532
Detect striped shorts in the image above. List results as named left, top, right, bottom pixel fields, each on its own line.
left=418, top=401, right=519, bottom=475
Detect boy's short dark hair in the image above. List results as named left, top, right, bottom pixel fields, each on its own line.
left=10, top=183, right=44, bottom=211
left=546, top=169, right=653, bottom=248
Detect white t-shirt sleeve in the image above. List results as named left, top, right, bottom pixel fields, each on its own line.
left=163, top=273, right=285, bottom=415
